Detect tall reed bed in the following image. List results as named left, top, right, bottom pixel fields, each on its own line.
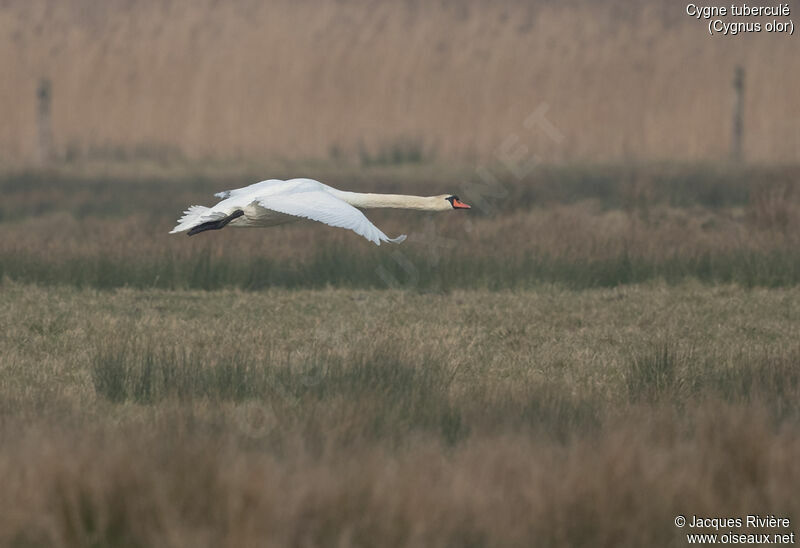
left=1, top=0, right=798, bottom=165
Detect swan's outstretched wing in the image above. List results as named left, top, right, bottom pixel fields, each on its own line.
left=254, top=191, right=406, bottom=245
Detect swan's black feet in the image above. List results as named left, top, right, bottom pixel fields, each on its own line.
left=187, top=210, right=245, bottom=236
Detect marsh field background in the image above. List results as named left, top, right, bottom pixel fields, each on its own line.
left=2, top=0, right=800, bottom=547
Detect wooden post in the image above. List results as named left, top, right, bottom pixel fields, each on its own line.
left=731, top=66, right=744, bottom=162
left=36, top=78, right=54, bottom=165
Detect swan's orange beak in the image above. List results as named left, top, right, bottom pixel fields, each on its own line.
left=452, top=198, right=470, bottom=209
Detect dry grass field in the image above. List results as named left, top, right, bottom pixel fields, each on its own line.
left=1, top=282, right=799, bottom=547
left=2, top=0, right=799, bottom=545
left=1, top=0, right=798, bottom=166
left=0, top=166, right=799, bottom=546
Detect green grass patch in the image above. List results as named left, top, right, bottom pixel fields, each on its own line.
left=91, top=337, right=607, bottom=443
left=92, top=335, right=800, bottom=447
left=624, top=343, right=800, bottom=422
left=5, top=247, right=800, bottom=290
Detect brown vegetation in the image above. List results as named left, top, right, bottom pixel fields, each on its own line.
left=1, top=283, right=799, bottom=546
left=1, top=0, right=798, bottom=166
left=2, top=0, right=798, bottom=543
left=1, top=162, right=800, bottom=544
left=2, top=166, right=800, bottom=290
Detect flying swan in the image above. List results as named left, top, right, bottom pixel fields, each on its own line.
left=170, top=178, right=470, bottom=245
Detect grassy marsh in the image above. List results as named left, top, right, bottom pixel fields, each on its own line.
left=1, top=283, right=799, bottom=546
left=1, top=163, right=799, bottom=545
left=1, top=166, right=800, bottom=291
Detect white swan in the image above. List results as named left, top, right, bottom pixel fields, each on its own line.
left=170, top=178, right=470, bottom=245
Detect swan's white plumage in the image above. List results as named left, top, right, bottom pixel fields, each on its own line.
left=255, top=190, right=405, bottom=245
left=213, top=179, right=284, bottom=200
left=170, top=178, right=408, bottom=244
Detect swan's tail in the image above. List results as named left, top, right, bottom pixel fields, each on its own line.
left=169, top=206, right=225, bottom=234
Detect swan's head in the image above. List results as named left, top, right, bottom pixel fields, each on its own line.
left=444, top=195, right=471, bottom=210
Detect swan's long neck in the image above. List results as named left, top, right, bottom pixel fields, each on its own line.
left=332, top=191, right=447, bottom=211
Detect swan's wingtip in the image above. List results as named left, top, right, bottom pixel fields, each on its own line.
left=374, top=234, right=406, bottom=245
